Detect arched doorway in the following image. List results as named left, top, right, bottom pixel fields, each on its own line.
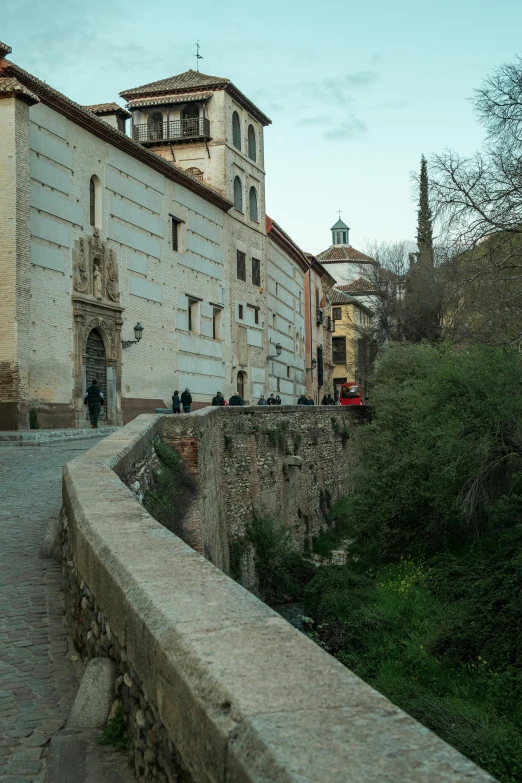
left=237, top=371, right=245, bottom=400
left=86, top=329, right=107, bottom=422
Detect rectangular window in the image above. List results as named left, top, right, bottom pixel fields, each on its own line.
left=247, top=303, right=259, bottom=324
left=188, top=299, right=200, bottom=334
left=252, top=257, right=261, bottom=287
left=238, top=304, right=244, bottom=320
left=213, top=308, right=222, bottom=340
left=237, top=250, right=246, bottom=281
left=315, top=287, right=320, bottom=311
left=287, top=366, right=290, bottom=378
left=171, top=217, right=182, bottom=251
left=332, top=336, right=347, bottom=364
left=333, top=307, right=342, bottom=321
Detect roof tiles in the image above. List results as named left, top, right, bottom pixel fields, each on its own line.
left=317, top=245, right=376, bottom=264
left=83, top=102, right=131, bottom=117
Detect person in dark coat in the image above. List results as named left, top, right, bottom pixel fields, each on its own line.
left=267, top=393, right=277, bottom=405
left=327, top=394, right=335, bottom=405
left=321, top=395, right=329, bottom=405
left=275, top=395, right=282, bottom=405
left=84, top=379, right=104, bottom=428
left=306, top=395, right=315, bottom=405
left=229, top=393, right=244, bottom=406
left=212, top=392, right=225, bottom=406
left=181, top=387, right=192, bottom=413
left=297, top=394, right=307, bottom=405
left=257, top=395, right=267, bottom=405
left=172, top=390, right=181, bottom=414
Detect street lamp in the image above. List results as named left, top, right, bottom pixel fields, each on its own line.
left=122, top=322, right=144, bottom=349
left=267, top=342, right=282, bottom=360
left=311, top=357, right=317, bottom=370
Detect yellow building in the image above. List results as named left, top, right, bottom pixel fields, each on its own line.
left=331, top=289, right=373, bottom=400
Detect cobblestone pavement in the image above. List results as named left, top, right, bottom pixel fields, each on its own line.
left=0, top=440, right=100, bottom=782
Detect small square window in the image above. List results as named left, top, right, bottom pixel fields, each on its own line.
left=333, top=307, right=342, bottom=321
left=239, top=304, right=244, bottom=320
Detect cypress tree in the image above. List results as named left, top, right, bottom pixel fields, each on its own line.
left=416, top=155, right=434, bottom=261
left=404, top=156, right=441, bottom=342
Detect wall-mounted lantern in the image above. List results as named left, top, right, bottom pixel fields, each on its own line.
left=267, top=342, right=282, bottom=361
left=122, top=322, right=144, bottom=349
left=311, top=357, right=317, bottom=370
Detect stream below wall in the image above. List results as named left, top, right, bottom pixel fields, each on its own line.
left=272, top=602, right=306, bottom=632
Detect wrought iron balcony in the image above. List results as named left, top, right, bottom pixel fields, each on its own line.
left=132, top=117, right=211, bottom=144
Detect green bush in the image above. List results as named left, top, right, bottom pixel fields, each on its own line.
left=144, top=440, right=198, bottom=546
left=346, top=343, right=522, bottom=561
left=245, top=514, right=315, bottom=603
left=99, top=705, right=128, bottom=752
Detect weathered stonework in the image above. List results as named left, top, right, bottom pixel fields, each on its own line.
left=59, top=413, right=495, bottom=783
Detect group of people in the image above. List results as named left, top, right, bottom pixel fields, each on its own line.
left=172, top=389, right=245, bottom=412
left=169, top=387, right=340, bottom=414
left=257, top=394, right=282, bottom=405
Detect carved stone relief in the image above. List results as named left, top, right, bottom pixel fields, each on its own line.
left=72, top=231, right=120, bottom=303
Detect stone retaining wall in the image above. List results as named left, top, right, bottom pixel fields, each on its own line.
left=61, top=412, right=495, bottom=783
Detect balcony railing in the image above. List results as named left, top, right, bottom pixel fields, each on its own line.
left=132, top=117, right=211, bottom=144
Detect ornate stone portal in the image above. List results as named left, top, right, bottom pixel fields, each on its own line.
left=72, top=231, right=123, bottom=426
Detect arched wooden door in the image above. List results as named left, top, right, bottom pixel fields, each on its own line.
left=86, top=328, right=107, bottom=422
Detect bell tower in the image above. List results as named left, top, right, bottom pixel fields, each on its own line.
left=330, top=217, right=350, bottom=246
left=120, top=69, right=271, bottom=221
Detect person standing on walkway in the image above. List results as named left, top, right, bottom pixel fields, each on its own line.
left=172, top=390, right=181, bottom=414
left=321, top=394, right=329, bottom=405
left=267, top=393, right=277, bottom=405
left=297, top=393, right=307, bottom=405
left=306, top=394, right=315, bottom=405
left=229, top=392, right=244, bottom=406
left=181, top=387, right=192, bottom=413
left=84, top=379, right=104, bottom=428
left=258, top=395, right=267, bottom=405
left=275, top=395, right=282, bottom=405
left=212, top=391, right=225, bottom=406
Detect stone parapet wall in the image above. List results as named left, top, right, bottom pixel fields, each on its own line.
left=61, top=412, right=494, bottom=783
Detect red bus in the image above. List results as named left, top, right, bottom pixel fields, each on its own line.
left=338, top=382, right=363, bottom=406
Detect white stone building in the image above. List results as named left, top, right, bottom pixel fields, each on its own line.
left=0, top=43, right=319, bottom=428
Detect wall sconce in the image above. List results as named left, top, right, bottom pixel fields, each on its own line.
left=312, top=357, right=317, bottom=370
left=267, top=342, right=282, bottom=360
left=122, top=322, right=144, bottom=349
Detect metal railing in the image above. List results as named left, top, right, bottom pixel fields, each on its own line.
left=132, top=117, right=211, bottom=143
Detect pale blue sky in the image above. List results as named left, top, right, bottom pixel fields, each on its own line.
left=3, top=0, right=522, bottom=254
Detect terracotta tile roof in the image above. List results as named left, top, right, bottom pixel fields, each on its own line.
left=126, top=92, right=213, bottom=110
left=0, top=76, right=39, bottom=105
left=0, top=41, right=12, bottom=59
left=83, top=102, right=131, bottom=118
left=336, top=278, right=379, bottom=293
left=317, top=245, right=377, bottom=264
left=330, top=288, right=358, bottom=305
left=121, top=69, right=229, bottom=98
left=120, top=69, right=271, bottom=126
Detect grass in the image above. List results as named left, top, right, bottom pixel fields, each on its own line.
left=303, top=547, right=522, bottom=783
left=99, top=706, right=128, bottom=752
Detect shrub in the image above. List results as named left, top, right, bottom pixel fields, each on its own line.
left=245, top=514, right=315, bottom=603
left=144, top=440, right=198, bottom=546
left=345, top=343, right=522, bottom=561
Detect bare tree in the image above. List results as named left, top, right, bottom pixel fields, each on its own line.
left=428, top=56, right=522, bottom=344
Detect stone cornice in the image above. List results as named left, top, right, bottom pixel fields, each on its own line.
left=266, top=216, right=309, bottom=273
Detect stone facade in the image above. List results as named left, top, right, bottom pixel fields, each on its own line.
left=0, top=48, right=335, bottom=428
left=331, top=289, right=374, bottom=399
left=304, top=255, right=335, bottom=402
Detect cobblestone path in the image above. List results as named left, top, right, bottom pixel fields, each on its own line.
left=0, top=440, right=98, bottom=782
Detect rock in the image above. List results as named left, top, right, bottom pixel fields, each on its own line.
left=67, top=657, right=117, bottom=729
left=135, top=709, right=147, bottom=729
left=124, top=672, right=133, bottom=687
left=81, top=596, right=91, bottom=611
left=91, top=621, right=100, bottom=638
left=144, top=748, right=156, bottom=764
left=108, top=698, right=121, bottom=721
